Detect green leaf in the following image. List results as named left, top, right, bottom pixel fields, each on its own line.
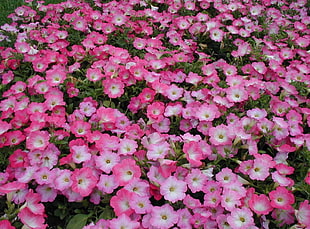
left=98, top=206, right=115, bottom=220
left=66, top=214, right=89, bottom=229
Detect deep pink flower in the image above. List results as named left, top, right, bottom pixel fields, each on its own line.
left=112, top=158, right=141, bottom=186
left=269, top=187, right=295, bottom=210
left=71, top=167, right=97, bottom=197
left=0, top=220, right=15, bottom=229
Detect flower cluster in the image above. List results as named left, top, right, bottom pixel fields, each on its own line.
left=0, top=0, right=309, bottom=228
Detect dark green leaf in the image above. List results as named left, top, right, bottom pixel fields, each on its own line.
left=66, top=214, right=89, bottom=229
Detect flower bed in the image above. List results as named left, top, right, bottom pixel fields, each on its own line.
left=0, top=0, right=309, bottom=228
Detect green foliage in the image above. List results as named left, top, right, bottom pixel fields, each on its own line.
left=66, top=214, right=90, bottom=229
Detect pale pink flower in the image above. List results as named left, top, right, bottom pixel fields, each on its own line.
left=109, top=213, right=140, bottom=229
left=160, top=176, right=187, bottom=203
left=296, top=200, right=310, bottom=227
left=209, top=124, right=233, bottom=146
left=226, top=86, right=248, bottom=103
left=129, top=195, right=152, bottom=214
left=95, top=151, right=120, bottom=174
left=227, top=207, right=254, bottom=229
left=150, top=204, right=179, bottom=228
left=210, top=28, right=224, bottom=42
left=195, top=104, right=220, bottom=122
left=71, top=144, right=91, bottom=164
left=54, top=169, right=73, bottom=191
left=36, top=185, right=57, bottom=202
left=97, top=174, right=119, bottom=194
left=185, top=169, right=207, bottom=193
left=146, top=141, right=170, bottom=160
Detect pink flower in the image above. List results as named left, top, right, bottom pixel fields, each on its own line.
left=160, top=176, right=187, bottom=203
left=112, top=158, right=141, bottom=186
left=204, top=190, right=221, bottom=208
left=5, top=130, right=26, bottom=146
left=20, top=190, right=44, bottom=214
left=109, top=214, right=140, bottom=229
left=164, top=84, right=183, bottom=101
left=26, top=131, right=50, bottom=151
left=248, top=158, right=271, bottom=181
left=226, top=86, right=248, bottom=103
left=221, top=190, right=242, bottom=211
left=97, top=174, right=119, bottom=194
left=18, top=207, right=47, bottom=229
left=0, top=181, right=26, bottom=194
left=86, top=68, right=104, bottom=82
left=95, top=151, right=120, bottom=174
left=146, top=141, right=170, bottom=161
left=71, top=144, right=91, bottom=164
left=71, top=167, right=97, bottom=197
left=150, top=204, right=179, bottom=229
left=118, top=138, right=138, bottom=156
left=227, top=207, right=254, bottom=229
left=45, top=66, right=66, bottom=86
left=269, top=187, right=295, bottom=210
left=209, top=124, right=233, bottom=146
left=210, top=28, right=224, bottom=42
left=248, top=194, right=273, bottom=215
left=183, top=141, right=204, bottom=167
left=0, top=220, right=15, bottom=229
left=195, top=103, right=220, bottom=122
left=296, top=200, right=310, bottom=227
left=9, top=149, right=29, bottom=168
left=185, top=169, right=208, bottom=193
left=95, top=107, right=116, bottom=125
left=147, top=101, right=165, bottom=123
left=54, top=169, right=73, bottom=191
left=129, top=195, right=152, bottom=214
left=72, top=17, right=88, bottom=31
left=103, top=78, right=125, bottom=98
left=110, top=188, right=134, bottom=216
left=133, top=37, right=147, bottom=50
left=252, top=62, right=267, bottom=74
left=34, top=167, right=56, bottom=186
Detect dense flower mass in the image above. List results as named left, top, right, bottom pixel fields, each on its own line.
left=0, top=0, right=309, bottom=228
